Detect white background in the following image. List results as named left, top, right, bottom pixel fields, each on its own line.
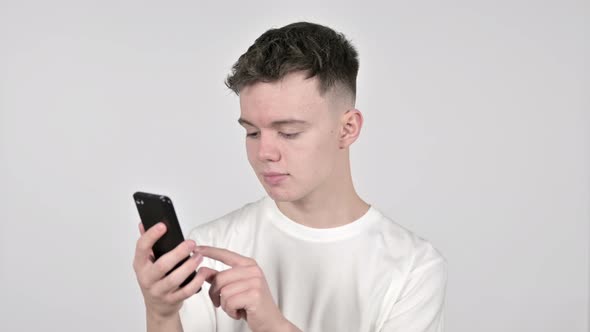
left=0, top=1, right=588, bottom=331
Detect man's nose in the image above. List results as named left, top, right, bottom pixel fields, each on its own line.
left=257, top=132, right=281, bottom=162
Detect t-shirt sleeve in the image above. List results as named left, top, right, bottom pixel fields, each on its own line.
left=380, top=243, right=448, bottom=332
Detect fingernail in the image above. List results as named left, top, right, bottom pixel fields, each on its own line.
left=187, top=241, right=196, bottom=250
left=157, top=222, right=166, bottom=231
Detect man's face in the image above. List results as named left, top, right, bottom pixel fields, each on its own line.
left=238, top=71, right=345, bottom=202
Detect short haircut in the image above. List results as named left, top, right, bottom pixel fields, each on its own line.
left=225, top=22, right=359, bottom=98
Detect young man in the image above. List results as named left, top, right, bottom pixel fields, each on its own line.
left=133, top=22, right=447, bottom=332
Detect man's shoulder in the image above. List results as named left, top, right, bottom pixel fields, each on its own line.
left=372, top=209, right=447, bottom=269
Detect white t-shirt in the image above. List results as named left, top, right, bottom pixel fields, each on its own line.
left=180, top=196, right=447, bottom=332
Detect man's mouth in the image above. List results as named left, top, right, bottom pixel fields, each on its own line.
left=262, top=172, right=289, bottom=185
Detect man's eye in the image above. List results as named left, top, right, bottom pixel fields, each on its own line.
left=246, top=132, right=301, bottom=139
left=280, top=132, right=300, bottom=139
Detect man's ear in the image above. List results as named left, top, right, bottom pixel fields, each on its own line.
left=339, top=109, right=364, bottom=149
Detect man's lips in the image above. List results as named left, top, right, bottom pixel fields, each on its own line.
left=262, top=172, right=289, bottom=185
left=262, top=172, right=288, bottom=177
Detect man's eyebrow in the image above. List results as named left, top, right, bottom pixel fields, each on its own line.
left=237, top=118, right=310, bottom=128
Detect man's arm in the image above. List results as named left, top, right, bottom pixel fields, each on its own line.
left=278, top=319, right=303, bottom=332
left=147, top=311, right=183, bottom=332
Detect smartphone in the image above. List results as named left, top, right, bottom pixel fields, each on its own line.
left=133, top=191, right=199, bottom=290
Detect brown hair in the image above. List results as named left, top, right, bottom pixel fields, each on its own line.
left=225, top=22, right=359, bottom=98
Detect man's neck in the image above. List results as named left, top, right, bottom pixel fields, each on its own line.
left=275, top=191, right=370, bottom=229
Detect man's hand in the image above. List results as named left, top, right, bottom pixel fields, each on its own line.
left=195, top=246, right=301, bottom=332
left=133, top=222, right=216, bottom=322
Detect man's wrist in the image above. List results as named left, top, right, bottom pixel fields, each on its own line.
left=146, top=309, right=182, bottom=331
left=255, top=316, right=301, bottom=332
left=277, top=317, right=303, bottom=332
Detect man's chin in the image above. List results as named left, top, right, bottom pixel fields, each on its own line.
left=264, top=188, right=295, bottom=202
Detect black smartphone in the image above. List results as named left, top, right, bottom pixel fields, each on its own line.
left=133, top=191, right=199, bottom=290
